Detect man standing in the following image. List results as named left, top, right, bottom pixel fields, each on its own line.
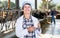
left=51, top=9, right=56, bottom=24
left=15, top=3, right=41, bottom=38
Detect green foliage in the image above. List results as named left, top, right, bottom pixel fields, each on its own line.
left=2, top=1, right=8, bottom=8
left=48, top=2, right=56, bottom=9
left=10, top=2, right=16, bottom=9
left=39, top=2, right=56, bottom=9
left=0, top=1, right=16, bottom=9
left=57, top=5, right=60, bottom=10
left=0, top=1, right=2, bottom=8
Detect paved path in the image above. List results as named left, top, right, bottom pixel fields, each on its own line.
left=1, top=19, right=60, bottom=38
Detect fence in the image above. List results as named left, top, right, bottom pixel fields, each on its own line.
left=0, top=9, right=20, bottom=34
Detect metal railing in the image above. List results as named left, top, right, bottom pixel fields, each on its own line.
left=0, top=9, right=20, bottom=33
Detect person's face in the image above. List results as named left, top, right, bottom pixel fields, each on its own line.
left=23, top=5, right=31, bottom=15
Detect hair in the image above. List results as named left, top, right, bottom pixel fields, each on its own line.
left=22, top=3, right=32, bottom=10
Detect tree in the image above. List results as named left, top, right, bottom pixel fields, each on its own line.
left=57, top=5, right=60, bottom=10
left=39, top=1, right=56, bottom=10
left=0, top=1, right=2, bottom=8
left=48, top=2, right=56, bottom=9
left=1, top=1, right=16, bottom=9
left=2, top=1, right=8, bottom=8
left=10, top=2, right=16, bottom=9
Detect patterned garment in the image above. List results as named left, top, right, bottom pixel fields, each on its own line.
left=22, top=16, right=36, bottom=38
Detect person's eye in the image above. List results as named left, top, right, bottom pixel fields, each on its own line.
left=24, top=6, right=27, bottom=8
left=28, top=6, right=30, bottom=8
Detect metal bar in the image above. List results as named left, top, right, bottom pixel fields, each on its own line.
left=35, top=0, right=37, bottom=9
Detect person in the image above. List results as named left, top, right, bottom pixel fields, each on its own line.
left=51, top=9, right=56, bottom=24
left=15, top=3, right=41, bottom=38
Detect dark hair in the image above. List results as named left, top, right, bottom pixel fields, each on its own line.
left=22, top=3, right=31, bottom=10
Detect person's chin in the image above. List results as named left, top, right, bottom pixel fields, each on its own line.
left=26, top=13, right=30, bottom=15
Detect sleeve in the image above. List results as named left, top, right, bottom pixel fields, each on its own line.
left=34, top=19, right=41, bottom=36
left=15, top=19, right=28, bottom=38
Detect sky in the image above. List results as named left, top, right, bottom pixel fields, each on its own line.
left=10, top=0, right=42, bottom=9
left=53, top=0, right=60, bottom=4
left=0, top=0, right=60, bottom=9
left=10, top=0, right=60, bottom=9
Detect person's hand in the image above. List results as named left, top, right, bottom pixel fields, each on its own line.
left=27, top=26, right=36, bottom=32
